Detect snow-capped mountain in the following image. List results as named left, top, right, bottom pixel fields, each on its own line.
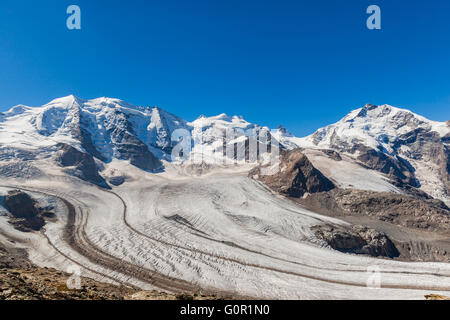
left=188, top=113, right=273, bottom=164
left=293, top=103, right=448, bottom=152
left=0, top=95, right=272, bottom=164
left=0, top=96, right=448, bottom=204
left=0, top=95, right=188, bottom=168
left=279, top=104, right=450, bottom=204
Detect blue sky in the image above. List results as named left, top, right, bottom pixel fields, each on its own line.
left=0, top=0, right=449, bottom=136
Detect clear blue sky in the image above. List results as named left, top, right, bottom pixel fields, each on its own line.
left=0, top=0, right=449, bottom=136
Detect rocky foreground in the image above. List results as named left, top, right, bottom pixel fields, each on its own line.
left=0, top=242, right=222, bottom=300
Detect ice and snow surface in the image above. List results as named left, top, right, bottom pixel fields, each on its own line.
left=1, top=97, right=447, bottom=200
left=0, top=97, right=449, bottom=298
left=287, top=104, right=449, bottom=152
left=0, top=95, right=190, bottom=161
left=1, top=170, right=450, bottom=299
left=275, top=104, right=450, bottom=204
left=301, top=149, right=402, bottom=193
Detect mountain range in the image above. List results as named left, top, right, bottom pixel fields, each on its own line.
left=1, top=95, right=450, bottom=299
left=0, top=95, right=448, bottom=205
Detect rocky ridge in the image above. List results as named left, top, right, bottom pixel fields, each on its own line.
left=249, top=149, right=335, bottom=198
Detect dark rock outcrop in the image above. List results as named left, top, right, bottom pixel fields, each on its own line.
left=109, top=176, right=126, bottom=186
left=56, top=143, right=109, bottom=187
left=320, top=149, right=342, bottom=161
left=439, top=144, right=450, bottom=198
left=114, top=133, right=162, bottom=171
left=8, top=216, right=45, bottom=232
left=354, top=145, right=418, bottom=187
left=249, top=149, right=335, bottom=197
left=312, top=224, right=400, bottom=258
left=4, top=190, right=49, bottom=232
left=4, top=190, right=38, bottom=219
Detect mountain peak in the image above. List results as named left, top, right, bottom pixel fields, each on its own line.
left=298, top=103, right=450, bottom=152
left=46, top=95, right=85, bottom=107
left=277, top=125, right=293, bottom=137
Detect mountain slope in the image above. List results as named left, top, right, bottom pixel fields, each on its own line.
left=1, top=97, right=450, bottom=299
left=0, top=96, right=448, bottom=205
left=278, top=104, right=450, bottom=205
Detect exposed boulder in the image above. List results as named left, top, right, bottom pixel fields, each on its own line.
left=249, top=149, right=335, bottom=197
left=312, top=224, right=400, bottom=258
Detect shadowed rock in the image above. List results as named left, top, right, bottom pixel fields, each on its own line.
left=250, top=149, right=335, bottom=197
left=108, top=111, right=163, bottom=172
left=4, top=190, right=46, bottom=232
left=56, top=143, right=109, bottom=188
left=4, top=190, right=38, bottom=219
left=109, top=176, right=126, bottom=186
left=354, top=145, right=418, bottom=187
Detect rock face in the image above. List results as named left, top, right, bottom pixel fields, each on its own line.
left=4, top=190, right=38, bottom=219
left=312, top=224, right=400, bottom=258
left=56, top=143, right=109, bottom=187
left=250, top=149, right=335, bottom=197
left=107, top=111, right=163, bottom=172
left=355, top=145, right=418, bottom=187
